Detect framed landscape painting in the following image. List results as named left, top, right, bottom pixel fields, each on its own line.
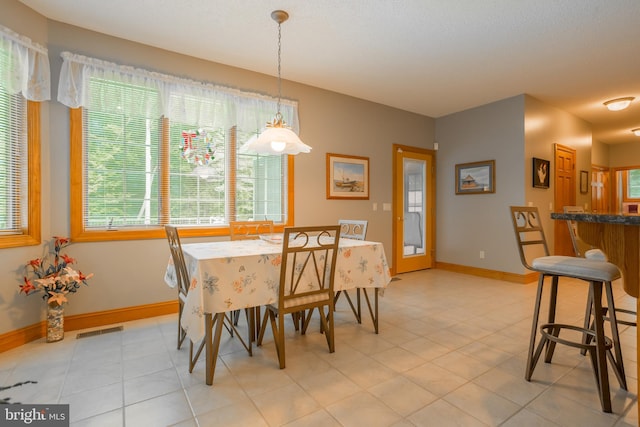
left=326, top=153, right=369, bottom=199
left=455, top=160, right=495, bottom=195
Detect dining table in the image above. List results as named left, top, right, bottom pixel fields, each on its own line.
left=551, top=211, right=639, bottom=417
left=164, top=236, right=392, bottom=385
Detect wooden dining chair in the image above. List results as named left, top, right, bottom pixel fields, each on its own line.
left=165, top=225, right=252, bottom=371
left=165, top=225, right=190, bottom=351
left=229, top=220, right=274, bottom=240
left=510, top=206, right=626, bottom=412
left=257, top=225, right=341, bottom=369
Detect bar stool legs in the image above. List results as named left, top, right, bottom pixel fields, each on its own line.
left=581, top=283, right=628, bottom=390
left=525, top=274, right=625, bottom=413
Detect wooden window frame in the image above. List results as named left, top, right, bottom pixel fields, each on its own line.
left=0, top=101, right=41, bottom=249
left=70, top=108, right=294, bottom=242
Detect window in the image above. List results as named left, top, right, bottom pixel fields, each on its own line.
left=63, top=53, right=295, bottom=241
left=0, top=25, right=48, bottom=248
left=0, top=88, right=39, bottom=248
left=624, top=169, right=640, bottom=200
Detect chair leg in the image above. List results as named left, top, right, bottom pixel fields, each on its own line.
left=604, top=281, right=627, bottom=390
left=581, top=286, right=595, bottom=355
left=257, top=308, right=270, bottom=346
left=526, top=274, right=546, bottom=381
left=590, top=281, right=612, bottom=413
left=276, top=310, right=286, bottom=369
left=178, top=302, right=185, bottom=350
left=544, top=276, right=559, bottom=363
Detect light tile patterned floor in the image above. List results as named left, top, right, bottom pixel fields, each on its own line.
left=1, top=269, right=638, bottom=426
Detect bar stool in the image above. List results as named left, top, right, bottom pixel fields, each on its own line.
left=510, top=206, right=626, bottom=412
left=563, top=206, right=634, bottom=379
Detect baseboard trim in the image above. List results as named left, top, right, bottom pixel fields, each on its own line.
left=0, top=301, right=178, bottom=353
left=436, top=262, right=538, bottom=284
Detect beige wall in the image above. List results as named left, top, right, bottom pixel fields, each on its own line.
left=435, top=95, right=526, bottom=274
left=435, top=94, right=595, bottom=275
left=0, top=2, right=434, bottom=334
left=609, top=142, right=640, bottom=168
left=524, top=95, right=592, bottom=252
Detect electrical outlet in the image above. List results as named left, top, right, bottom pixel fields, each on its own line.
left=479, top=250, right=485, bottom=259
left=373, top=202, right=378, bottom=211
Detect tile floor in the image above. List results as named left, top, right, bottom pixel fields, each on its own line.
left=1, top=269, right=638, bottom=426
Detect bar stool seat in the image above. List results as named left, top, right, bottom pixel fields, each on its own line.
left=531, top=255, right=620, bottom=282
left=510, top=206, right=626, bottom=413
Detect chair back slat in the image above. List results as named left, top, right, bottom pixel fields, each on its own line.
left=165, top=225, right=190, bottom=299
left=509, top=206, right=550, bottom=271
left=338, top=219, right=368, bottom=240
left=279, top=225, right=341, bottom=310
left=229, top=220, right=274, bottom=240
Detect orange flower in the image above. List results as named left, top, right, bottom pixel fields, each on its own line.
left=20, top=277, right=36, bottom=294
left=271, top=255, right=282, bottom=266
left=61, top=254, right=75, bottom=264
left=28, top=258, right=42, bottom=268
left=343, top=249, right=352, bottom=258
left=79, top=271, right=94, bottom=281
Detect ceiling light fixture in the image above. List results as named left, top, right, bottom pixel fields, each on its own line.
left=632, top=128, right=640, bottom=137
left=244, top=10, right=311, bottom=155
left=603, top=97, right=635, bottom=111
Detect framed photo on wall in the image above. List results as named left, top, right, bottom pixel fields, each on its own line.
left=326, top=153, right=369, bottom=199
left=455, top=160, right=495, bottom=194
left=580, top=170, right=589, bottom=193
left=532, top=157, right=550, bottom=189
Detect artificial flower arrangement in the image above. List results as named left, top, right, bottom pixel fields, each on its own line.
left=19, top=236, right=94, bottom=307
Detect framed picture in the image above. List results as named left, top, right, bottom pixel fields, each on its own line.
left=326, top=153, right=369, bottom=199
left=532, top=157, right=550, bottom=189
left=580, top=170, right=589, bottom=193
left=455, top=160, right=495, bottom=195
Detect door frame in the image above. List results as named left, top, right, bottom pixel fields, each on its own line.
left=391, top=144, right=436, bottom=275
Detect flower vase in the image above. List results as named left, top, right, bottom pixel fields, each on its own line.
left=46, top=302, right=64, bottom=342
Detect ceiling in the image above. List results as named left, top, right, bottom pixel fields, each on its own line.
left=20, top=0, right=640, bottom=145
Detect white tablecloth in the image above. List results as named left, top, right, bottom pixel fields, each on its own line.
left=164, top=238, right=391, bottom=341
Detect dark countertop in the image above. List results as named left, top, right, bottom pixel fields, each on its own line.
left=551, top=212, right=640, bottom=225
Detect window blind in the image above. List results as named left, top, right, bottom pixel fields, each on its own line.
left=82, top=79, right=161, bottom=229
left=0, top=24, right=49, bottom=245
left=0, top=88, right=26, bottom=234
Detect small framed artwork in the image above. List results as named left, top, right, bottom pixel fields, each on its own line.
left=580, top=170, right=589, bottom=193
left=326, top=153, right=369, bottom=199
left=455, top=160, right=495, bottom=195
left=532, top=157, right=550, bottom=189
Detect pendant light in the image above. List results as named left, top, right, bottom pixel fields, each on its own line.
left=244, top=10, right=311, bottom=155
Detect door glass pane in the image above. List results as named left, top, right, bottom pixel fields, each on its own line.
left=403, top=158, right=426, bottom=257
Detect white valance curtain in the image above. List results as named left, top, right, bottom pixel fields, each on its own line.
left=0, top=24, right=51, bottom=101
left=57, top=51, right=299, bottom=133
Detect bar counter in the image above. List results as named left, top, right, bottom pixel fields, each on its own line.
left=551, top=212, right=639, bottom=298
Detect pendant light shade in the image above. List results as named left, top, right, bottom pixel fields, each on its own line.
left=244, top=10, right=311, bottom=156
left=244, top=114, right=312, bottom=154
